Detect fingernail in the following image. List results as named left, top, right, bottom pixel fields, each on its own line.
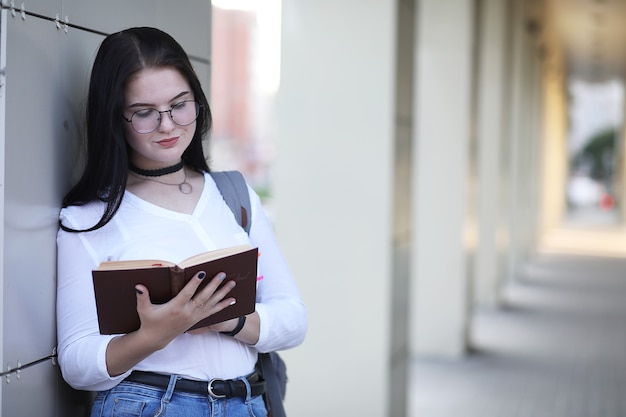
left=229, top=300, right=237, bottom=306
left=218, top=272, right=227, bottom=280
left=198, top=272, right=206, bottom=280
left=135, top=287, right=144, bottom=295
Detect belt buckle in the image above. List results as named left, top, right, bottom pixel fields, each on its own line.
left=208, top=378, right=227, bottom=398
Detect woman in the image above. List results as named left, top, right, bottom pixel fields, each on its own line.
left=57, top=27, right=307, bottom=416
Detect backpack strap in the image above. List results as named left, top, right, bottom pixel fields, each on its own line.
left=210, top=170, right=287, bottom=417
left=258, top=352, right=287, bottom=417
left=210, top=171, right=251, bottom=234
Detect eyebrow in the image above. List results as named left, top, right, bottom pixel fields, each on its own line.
left=127, top=91, right=191, bottom=108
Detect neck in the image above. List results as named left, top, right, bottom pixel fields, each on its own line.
left=128, top=160, right=184, bottom=177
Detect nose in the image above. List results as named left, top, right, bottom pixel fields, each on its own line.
left=157, top=110, right=176, bottom=132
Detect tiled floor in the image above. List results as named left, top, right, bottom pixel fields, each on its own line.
left=410, top=253, right=626, bottom=417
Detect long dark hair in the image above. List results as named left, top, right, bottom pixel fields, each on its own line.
left=61, top=27, right=212, bottom=232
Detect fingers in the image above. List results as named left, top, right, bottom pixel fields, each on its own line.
left=176, top=271, right=210, bottom=301
left=133, top=272, right=237, bottom=339
left=190, top=276, right=237, bottom=311
left=180, top=271, right=236, bottom=307
left=134, top=284, right=150, bottom=309
left=189, top=297, right=204, bottom=309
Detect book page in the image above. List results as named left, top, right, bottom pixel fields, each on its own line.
left=95, top=259, right=176, bottom=271
left=94, top=244, right=253, bottom=271
left=178, top=244, right=253, bottom=268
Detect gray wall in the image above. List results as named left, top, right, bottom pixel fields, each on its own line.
left=0, top=2, right=210, bottom=415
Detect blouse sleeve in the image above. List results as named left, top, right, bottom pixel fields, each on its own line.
left=56, top=215, right=130, bottom=391
left=247, top=186, right=308, bottom=352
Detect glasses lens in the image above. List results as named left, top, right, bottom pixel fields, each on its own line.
left=128, top=101, right=200, bottom=133
left=131, top=109, right=160, bottom=134
left=171, top=101, right=200, bottom=126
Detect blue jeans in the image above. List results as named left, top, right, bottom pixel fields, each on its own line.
left=90, top=374, right=267, bottom=417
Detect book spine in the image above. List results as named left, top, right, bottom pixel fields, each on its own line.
left=170, top=266, right=185, bottom=295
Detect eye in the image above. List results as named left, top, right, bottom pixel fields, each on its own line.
left=171, top=101, right=189, bottom=111
left=133, top=109, right=156, bottom=119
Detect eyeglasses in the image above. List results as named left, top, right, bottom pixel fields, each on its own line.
left=123, top=100, right=201, bottom=134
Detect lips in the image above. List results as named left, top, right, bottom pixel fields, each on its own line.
left=156, top=137, right=179, bottom=147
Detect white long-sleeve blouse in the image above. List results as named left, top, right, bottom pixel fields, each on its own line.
left=56, top=172, right=307, bottom=391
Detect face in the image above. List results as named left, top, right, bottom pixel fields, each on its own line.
left=123, top=67, right=196, bottom=169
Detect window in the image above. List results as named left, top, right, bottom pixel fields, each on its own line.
left=210, top=0, right=282, bottom=204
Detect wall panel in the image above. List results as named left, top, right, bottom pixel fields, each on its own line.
left=0, top=2, right=211, bottom=415
left=4, top=0, right=61, bottom=20
left=62, top=0, right=211, bottom=64
left=2, top=10, right=67, bottom=417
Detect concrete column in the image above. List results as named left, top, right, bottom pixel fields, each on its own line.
left=411, top=0, right=475, bottom=356
left=273, top=1, right=397, bottom=416
left=474, top=0, right=510, bottom=307
left=507, top=0, right=527, bottom=280
left=540, top=59, right=568, bottom=238
left=507, top=2, right=543, bottom=279
left=522, top=22, right=544, bottom=262
left=389, top=0, right=416, bottom=415
left=528, top=47, right=544, bottom=250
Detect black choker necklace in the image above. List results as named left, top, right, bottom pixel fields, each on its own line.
left=129, top=161, right=184, bottom=177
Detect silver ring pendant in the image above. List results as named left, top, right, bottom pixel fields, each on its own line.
left=179, top=182, right=193, bottom=194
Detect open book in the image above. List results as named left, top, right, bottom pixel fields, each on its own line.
left=92, top=244, right=258, bottom=335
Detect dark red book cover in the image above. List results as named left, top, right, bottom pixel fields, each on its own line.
left=92, top=246, right=258, bottom=334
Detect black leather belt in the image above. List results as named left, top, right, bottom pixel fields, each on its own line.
left=125, top=371, right=265, bottom=398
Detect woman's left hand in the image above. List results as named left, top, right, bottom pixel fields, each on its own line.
left=187, top=317, right=238, bottom=334
left=188, top=311, right=260, bottom=345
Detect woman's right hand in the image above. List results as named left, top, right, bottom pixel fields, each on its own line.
left=134, top=270, right=237, bottom=348
left=105, top=271, right=236, bottom=376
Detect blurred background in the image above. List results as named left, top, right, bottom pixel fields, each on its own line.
left=3, top=0, right=626, bottom=416
left=210, top=0, right=626, bottom=416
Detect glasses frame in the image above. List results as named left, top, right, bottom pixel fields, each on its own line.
left=122, top=100, right=201, bottom=134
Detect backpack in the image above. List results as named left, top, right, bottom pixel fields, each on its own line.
left=210, top=171, right=287, bottom=417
